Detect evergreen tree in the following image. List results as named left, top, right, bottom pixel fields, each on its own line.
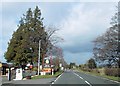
left=5, top=6, right=47, bottom=67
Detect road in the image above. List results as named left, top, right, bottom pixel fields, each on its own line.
left=52, top=69, right=120, bottom=86
left=2, top=69, right=120, bottom=86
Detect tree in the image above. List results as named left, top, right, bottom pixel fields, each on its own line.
left=69, top=63, right=76, bottom=69
left=48, top=46, right=67, bottom=70
left=41, top=26, right=62, bottom=67
left=4, top=6, right=56, bottom=67
left=93, top=7, right=120, bottom=68
left=87, top=58, right=96, bottom=69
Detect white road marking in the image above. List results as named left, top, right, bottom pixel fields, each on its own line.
left=85, top=81, right=92, bottom=86
left=80, top=71, right=120, bottom=84
left=79, top=76, right=84, bottom=80
left=100, top=77, right=120, bottom=84
left=52, top=72, right=63, bottom=84
left=51, top=82, right=54, bottom=84
left=73, top=72, right=92, bottom=86
left=73, top=73, right=83, bottom=79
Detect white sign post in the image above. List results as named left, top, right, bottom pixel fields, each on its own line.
left=59, top=63, right=62, bottom=67
left=52, top=69, right=54, bottom=75
left=13, top=68, right=23, bottom=80
left=40, top=65, right=42, bottom=70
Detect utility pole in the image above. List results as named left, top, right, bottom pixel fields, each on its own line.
left=38, top=40, right=41, bottom=75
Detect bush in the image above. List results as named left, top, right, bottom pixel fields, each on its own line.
left=104, top=68, right=120, bottom=77
left=32, top=67, right=37, bottom=71
left=104, top=68, right=110, bottom=76
left=81, top=68, right=92, bottom=72
left=98, top=68, right=105, bottom=75
left=92, top=69, right=100, bottom=74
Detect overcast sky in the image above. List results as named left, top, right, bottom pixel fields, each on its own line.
left=0, top=1, right=118, bottom=64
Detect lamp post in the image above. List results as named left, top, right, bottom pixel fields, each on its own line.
left=38, top=40, right=41, bottom=75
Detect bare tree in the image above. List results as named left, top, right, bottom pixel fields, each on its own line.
left=93, top=7, right=119, bottom=68
left=41, top=25, right=64, bottom=67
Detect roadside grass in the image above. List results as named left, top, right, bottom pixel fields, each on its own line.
left=31, top=71, right=63, bottom=79
left=77, top=68, right=120, bottom=82
left=102, top=75, right=120, bottom=82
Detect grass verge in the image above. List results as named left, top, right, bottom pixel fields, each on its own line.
left=31, top=71, right=63, bottom=79
left=77, top=69, right=120, bottom=82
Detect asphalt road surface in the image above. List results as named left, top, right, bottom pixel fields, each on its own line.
left=2, top=69, right=120, bottom=86
left=52, top=69, right=120, bottom=86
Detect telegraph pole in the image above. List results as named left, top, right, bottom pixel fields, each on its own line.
left=38, top=40, right=41, bottom=75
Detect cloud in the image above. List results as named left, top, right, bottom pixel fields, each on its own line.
left=56, top=2, right=117, bottom=64
left=1, top=2, right=117, bottom=64
left=1, top=2, right=72, bottom=62
left=2, top=19, right=17, bottom=37
left=0, top=48, right=6, bottom=62
left=1, top=0, right=119, bottom=2
left=2, top=13, right=18, bottom=52
left=64, top=51, right=92, bottom=65
left=58, top=2, right=116, bottom=54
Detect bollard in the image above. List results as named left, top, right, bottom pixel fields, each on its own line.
left=52, top=69, right=54, bottom=75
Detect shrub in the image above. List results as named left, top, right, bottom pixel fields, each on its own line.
left=92, top=69, right=100, bottom=74
left=81, top=68, right=92, bottom=72
left=104, top=68, right=111, bottom=76
left=32, top=67, right=37, bottom=71
left=104, top=68, right=120, bottom=77
left=98, top=68, right=105, bottom=75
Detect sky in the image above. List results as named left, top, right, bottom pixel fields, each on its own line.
left=0, top=1, right=118, bottom=65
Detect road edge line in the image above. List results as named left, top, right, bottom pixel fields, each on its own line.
left=85, top=81, right=92, bottom=86
left=100, top=76, right=120, bottom=84
left=51, top=72, right=63, bottom=84
left=73, top=72, right=92, bottom=86
left=78, top=71, right=120, bottom=84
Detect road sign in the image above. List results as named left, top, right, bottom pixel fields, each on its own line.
left=43, top=68, right=51, bottom=73
left=46, top=59, right=49, bottom=64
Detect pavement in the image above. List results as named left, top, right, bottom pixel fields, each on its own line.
left=2, top=78, right=55, bottom=84
left=2, top=76, right=9, bottom=83
left=1, top=76, right=55, bottom=86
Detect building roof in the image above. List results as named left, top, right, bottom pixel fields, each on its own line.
left=2, top=63, right=13, bottom=67
left=2, top=63, right=9, bottom=67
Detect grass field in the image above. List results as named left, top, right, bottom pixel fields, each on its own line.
left=77, top=69, right=120, bottom=82
left=31, top=71, right=63, bottom=79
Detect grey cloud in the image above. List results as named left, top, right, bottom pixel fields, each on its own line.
left=61, top=42, right=93, bottom=53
